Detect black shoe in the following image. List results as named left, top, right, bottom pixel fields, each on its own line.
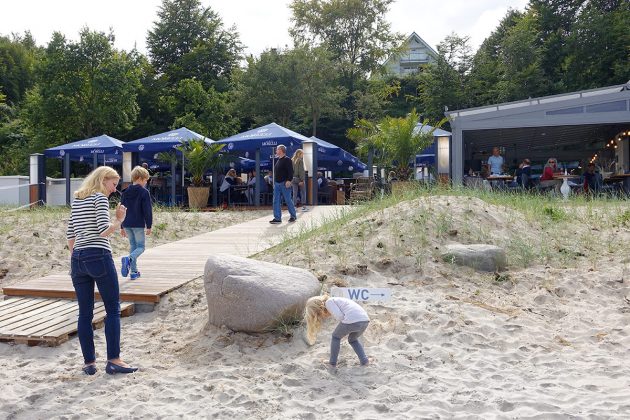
left=288, top=217, right=296, bottom=222
left=269, top=219, right=282, bottom=224
left=105, top=361, right=138, bottom=375
left=82, top=364, right=97, bottom=375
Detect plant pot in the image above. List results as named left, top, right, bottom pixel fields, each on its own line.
left=187, top=186, right=210, bottom=209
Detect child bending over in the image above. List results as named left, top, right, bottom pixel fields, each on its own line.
left=304, top=294, right=371, bottom=367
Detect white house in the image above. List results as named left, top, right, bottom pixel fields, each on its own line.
left=383, top=32, right=437, bottom=77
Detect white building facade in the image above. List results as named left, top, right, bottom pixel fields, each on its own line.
left=383, top=32, right=437, bottom=77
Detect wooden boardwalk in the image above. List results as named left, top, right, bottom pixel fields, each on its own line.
left=2, top=206, right=349, bottom=303
left=0, top=297, right=134, bottom=346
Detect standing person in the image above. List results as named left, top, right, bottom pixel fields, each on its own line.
left=487, top=147, right=504, bottom=175
left=291, top=149, right=307, bottom=211
left=120, top=166, right=153, bottom=280
left=304, top=294, right=371, bottom=368
left=270, top=144, right=297, bottom=224
left=66, top=166, right=138, bottom=375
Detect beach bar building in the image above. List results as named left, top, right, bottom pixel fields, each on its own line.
left=446, top=83, right=630, bottom=184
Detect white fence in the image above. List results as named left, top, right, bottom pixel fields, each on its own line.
left=0, top=176, right=84, bottom=207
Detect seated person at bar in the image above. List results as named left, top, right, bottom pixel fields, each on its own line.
left=539, top=158, right=562, bottom=192
left=246, top=169, right=267, bottom=205
left=317, top=172, right=328, bottom=189
left=487, top=147, right=504, bottom=175
left=220, top=169, right=238, bottom=204
left=583, top=163, right=600, bottom=193
left=264, top=170, right=273, bottom=188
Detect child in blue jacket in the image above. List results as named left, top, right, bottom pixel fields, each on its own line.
left=120, top=166, right=152, bottom=280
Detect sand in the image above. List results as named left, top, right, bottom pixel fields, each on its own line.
left=1, top=196, right=630, bottom=419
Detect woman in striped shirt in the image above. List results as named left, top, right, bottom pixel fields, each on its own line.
left=67, top=166, right=138, bottom=375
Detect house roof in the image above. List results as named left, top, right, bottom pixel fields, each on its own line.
left=382, top=31, right=438, bottom=68
left=407, top=32, right=438, bottom=58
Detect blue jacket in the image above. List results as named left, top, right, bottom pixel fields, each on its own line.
left=121, top=184, right=153, bottom=229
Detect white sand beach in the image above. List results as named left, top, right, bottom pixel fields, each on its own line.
left=1, top=196, right=630, bottom=419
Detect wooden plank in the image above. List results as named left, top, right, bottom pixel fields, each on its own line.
left=0, top=298, right=134, bottom=347
left=0, top=300, right=77, bottom=332
left=0, top=298, right=53, bottom=318
left=0, top=299, right=69, bottom=327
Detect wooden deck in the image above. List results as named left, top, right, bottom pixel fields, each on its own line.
left=0, top=297, right=134, bottom=346
left=2, top=206, right=349, bottom=303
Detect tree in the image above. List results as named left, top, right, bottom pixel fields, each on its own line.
left=417, top=34, right=472, bottom=123
left=290, top=45, right=346, bottom=136
left=468, top=9, right=524, bottom=106
left=0, top=33, right=38, bottom=105
left=290, top=0, right=403, bottom=91
left=563, top=0, right=630, bottom=90
left=146, top=0, right=241, bottom=92
left=25, top=29, right=140, bottom=145
left=499, top=12, right=549, bottom=100
left=233, top=48, right=302, bottom=127
left=529, top=0, right=583, bottom=93
left=167, top=78, right=239, bottom=139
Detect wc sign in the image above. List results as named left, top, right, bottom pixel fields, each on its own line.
left=330, top=287, right=391, bottom=303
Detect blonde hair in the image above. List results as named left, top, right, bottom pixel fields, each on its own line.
left=74, top=166, right=120, bottom=199
left=304, top=294, right=329, bottom=345
left=292, top=149, right=304, bottom=164
left=131, top=165, right=150, bottom=182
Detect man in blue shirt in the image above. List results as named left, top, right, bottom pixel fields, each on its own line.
left=487, top=147, right=504, bottom=175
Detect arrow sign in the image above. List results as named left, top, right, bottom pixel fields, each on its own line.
left=330, top=287, right=391, bottom=302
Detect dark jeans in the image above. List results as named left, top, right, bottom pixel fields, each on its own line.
left=71, top=247, right=121, bottom=364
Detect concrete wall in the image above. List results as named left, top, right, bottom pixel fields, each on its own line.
left=46, top=178, right=84, bottom=206
left=0, top=176, right=30, bottom=207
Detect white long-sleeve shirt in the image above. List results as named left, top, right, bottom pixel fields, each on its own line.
left=325, top=297, right=370, bottom=324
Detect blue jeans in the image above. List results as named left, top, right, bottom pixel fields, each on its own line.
left=292, top=178, right=305, bottom=206
left=273, top=181, right=297, bottom=221
left=71, top=248, right=121, bottom=363
left=330, top=321, right=370, bottom=365
left=124, top=227, right=145, bottom=273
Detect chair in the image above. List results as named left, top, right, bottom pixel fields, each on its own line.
left=318, top=183, right=334, bottom=204
left=349, top=177, right=375, bottom=202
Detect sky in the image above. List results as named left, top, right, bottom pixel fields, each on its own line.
left=0, top=0, right=529, bottom=57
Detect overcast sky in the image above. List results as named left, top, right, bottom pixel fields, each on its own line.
left=0, top=0, right=529, bottom=57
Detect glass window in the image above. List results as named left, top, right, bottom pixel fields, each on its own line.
left=546, top=107, right=583, bottom=116
left=585, top=100, right=627, bottom=113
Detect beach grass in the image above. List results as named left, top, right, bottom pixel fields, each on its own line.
left=262, top=183, right=629, bottom=271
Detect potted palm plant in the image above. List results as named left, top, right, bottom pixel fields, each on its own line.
left=176, top=139, right=228, bottom=209
left=349, top=109, right=441, bottom=194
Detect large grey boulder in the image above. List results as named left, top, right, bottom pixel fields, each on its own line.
left=204, top=254, right=321, bottom=332
left=441, top=244, right=507, bottom=272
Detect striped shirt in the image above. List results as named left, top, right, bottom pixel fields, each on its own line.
left=66, top=193, right=113, bottom=251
